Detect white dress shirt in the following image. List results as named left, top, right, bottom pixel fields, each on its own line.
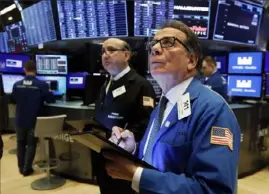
left=105, top=66, right=131, bottom=94
left=131, top=77, right=193, bottom=193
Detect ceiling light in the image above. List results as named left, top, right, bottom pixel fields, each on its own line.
left=0, top=4, right=16, bottom=16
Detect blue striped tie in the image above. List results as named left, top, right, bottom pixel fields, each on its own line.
left=144, top=96, right=168, bottom=164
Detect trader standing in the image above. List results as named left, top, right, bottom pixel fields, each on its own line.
left=104, top=21, right=240, bottom=194
left=94, top=38, right=156, bottom=194
left=201, top=56, right=228, bottom=100
left=12, top=60, right=55, bottom=176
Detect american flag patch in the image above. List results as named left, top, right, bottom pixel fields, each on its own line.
left=210, top=126, right=233, bottom=151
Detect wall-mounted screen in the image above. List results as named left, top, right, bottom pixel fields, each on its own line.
left=22, top=0, right=57, bottom=45
left=0, top=54, right=30, bottom=73
left=228, top=52, right=262, bottom=74
left=227, top=75, right=262, bottom=98
left=36, top=55, right=68, bottom=75
left=5, top=21, right=28, bottom=53
left=2, top=74, right=25, bottom=94
left=57, top=0, right=128, bottom=39
left=36, top=76, right=66, bottom=95
left=134, top=0, right=211, bottom=38
left=213, top=0, right=263, bottom=45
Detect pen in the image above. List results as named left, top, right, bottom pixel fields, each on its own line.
left=116, top=123, right=128, bottom=145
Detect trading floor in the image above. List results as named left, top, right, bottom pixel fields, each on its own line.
left=1, top=134, right=269, bottom=194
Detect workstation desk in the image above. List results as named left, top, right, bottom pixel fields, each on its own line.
left=9, top=101, right=269, bottom=183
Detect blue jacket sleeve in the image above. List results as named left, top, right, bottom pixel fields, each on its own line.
left=139, top=102, right=240, bottom=194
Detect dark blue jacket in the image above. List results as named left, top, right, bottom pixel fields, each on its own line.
left=204, top=71, right=228, bottom=101
left=12, top=75, right=55, bottom=129
left=137, top=78, right=240, bottom=194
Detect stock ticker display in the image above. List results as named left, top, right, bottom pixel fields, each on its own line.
left=5, top=21, right=28, bottom=53
left=0, top=32, right=9, bottom=53
left=22, top=0, right=57, bottom=45
left=134, top=0, right=210, bottom=38
left=57, top=0, right=128, bottom=39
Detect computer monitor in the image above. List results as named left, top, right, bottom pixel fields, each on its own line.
left=36, top=54, right=68, bottom=75
left=57, top=0, right=128, bottom=39
left=36, top=76, right=66, bottom=96
left=134, top=0, right=211, bottom=38
left=67, top=72, right=88, bottom=89
left=214, top=56, right=227, bottom=74
left=264, top=52, right=269, bottom=73
left=0, top=53, right=31, bottom=73
left=2, top=74, right=25, bottom=94
left=5, top=21, right=28, bottom=53
left=213, top=0, right=263, bottom=45
left=227, top=75, right=262, bottom=98
left=21, top=0, right=57, bottom=45
left=228, top=52, right=263, bottom=74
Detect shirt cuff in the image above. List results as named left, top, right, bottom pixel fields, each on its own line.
left=131, top=167, right=144, bottom=193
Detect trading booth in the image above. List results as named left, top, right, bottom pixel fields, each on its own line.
left=0, top=0, right=269, bottom=186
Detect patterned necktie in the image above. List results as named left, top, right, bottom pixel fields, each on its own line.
left=144, top=96, right=168, bottom=164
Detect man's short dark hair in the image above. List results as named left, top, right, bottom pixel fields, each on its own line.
left=160, top=20, right=203, bottom=69
left=24, top=60, right=36, bottom=72
left=203, top=56, right=217, bottom=67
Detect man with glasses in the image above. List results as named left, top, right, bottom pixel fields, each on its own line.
left=104, top=21, right=241, bottom=194
left=94, top=38, right=156, bottom=194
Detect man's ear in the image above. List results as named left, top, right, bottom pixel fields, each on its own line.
left=125, top=51, right=131, bottom=62
left=187, top=54, right=198, bottom=71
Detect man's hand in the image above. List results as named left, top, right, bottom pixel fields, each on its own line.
left=103, top=151, right=138, bottom=181
left=109, top=126, right=136, bottom=153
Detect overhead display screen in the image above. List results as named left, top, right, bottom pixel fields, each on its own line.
left=0, top=54, right=30, bottom=73
left=0, top=32, right=9, bottom=53
left=57, top=0, right=128, bottom=39
left=134, top=0, right=211, bottom=38
left=5, top=21, right=28, bottom=53
left=22, top=0, right=57, bottom=45
left=213, top=0, right=263, bottom=45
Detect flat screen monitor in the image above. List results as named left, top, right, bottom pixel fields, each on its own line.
left=67, top=72, right=88, bottom=89
left=22, top=0, right=57, bottom=45
left=2, top=74, right=25, bottom=94
left=146, top=74, right=162, bottom=99
left=264, top=52, right=269, bottom=73
left=227, top=75, right=262, bottom=98
left=214, top=56, right=227, bottom=74
left=0, top=54, right=30, bottom=73
left=134, top=0, right=211, bottom=38
left=213, top=0, right=263, bottom=45
left=5, top=21, right=28, bottom=53
left=57, top=0, right=128, bottom=39
left=36, top=76, right=66, bottom=96
left=228, top=52, right=262, bottom=74
left=36, top=55, right=68, bottom=75
left=0, top=32, right=9, bottom=53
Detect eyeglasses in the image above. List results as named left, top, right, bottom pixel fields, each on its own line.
left=102, top=46, right=128, bottom=55
left=146, top=37, right=190, bottom=53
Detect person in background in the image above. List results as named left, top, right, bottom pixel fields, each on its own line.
left=12, top=60, right=55, bottom=176
left=104, top=20, right=240, bottom=194
left=201, top=56, right=228, bottom=101
left=94, top=38, right=156, bottom=194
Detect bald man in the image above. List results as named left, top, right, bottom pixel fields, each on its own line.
left=94, top=38, right=156, bottom=194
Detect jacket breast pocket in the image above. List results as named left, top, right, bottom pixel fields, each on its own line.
left=157, top=141, right=192, bottom=173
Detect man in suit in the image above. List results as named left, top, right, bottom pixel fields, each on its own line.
left=103, top=20, right=241, bottom=194
left=201, top=56, right=228, bottom=100
left=94, top=38, right=156, bottom=194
